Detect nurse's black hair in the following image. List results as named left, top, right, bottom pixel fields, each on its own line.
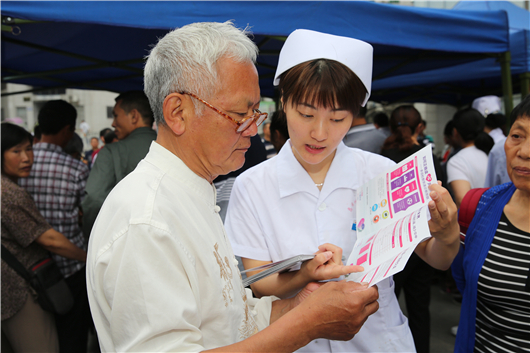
left=278, top=59, right=366, bottom=117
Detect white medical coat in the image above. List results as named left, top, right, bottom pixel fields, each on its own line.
left=226, top=141, right=416, bottom=352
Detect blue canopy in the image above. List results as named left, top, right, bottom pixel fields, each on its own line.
left=373, top=1, right=529, bottom=107
left=1, top=1, right=511, bottom=105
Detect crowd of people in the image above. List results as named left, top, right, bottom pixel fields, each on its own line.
left=1, top=20, right=528, bottom=353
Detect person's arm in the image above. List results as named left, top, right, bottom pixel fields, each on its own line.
left=204, top=281, right=379, bottom=353
left=244, top=243, right=363, bottom=298
left=35, top=228, right=87, bottom=262
left=449, top=179, right=471, bottom=208
left=81, top=146, right=117, bottom=237
left=415, top=182, right=460, bottom=270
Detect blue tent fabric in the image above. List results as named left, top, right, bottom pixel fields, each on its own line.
left=1, top=1, right=511, bottom=103
left=453, top=0, right=529, bottom=75
left=373, top=1, right=529, bottom=105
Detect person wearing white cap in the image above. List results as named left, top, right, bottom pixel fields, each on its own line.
left=225, top=29, right=460, bottom=353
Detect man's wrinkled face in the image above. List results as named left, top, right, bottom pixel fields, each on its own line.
left=187, top=57, right=261, bottom=179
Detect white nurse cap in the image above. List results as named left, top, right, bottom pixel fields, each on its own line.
left=472, top=95, right=502, bottom=117
left=273, top=29, right=373, bottom=106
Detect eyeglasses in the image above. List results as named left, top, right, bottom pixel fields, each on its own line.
left=184, top=92, right=268, bottom=133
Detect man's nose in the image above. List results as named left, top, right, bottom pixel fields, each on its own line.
left=241, top=120, right=258, bottom=137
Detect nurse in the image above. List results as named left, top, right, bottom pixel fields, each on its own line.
left=225, top=29, right=460, bottom=352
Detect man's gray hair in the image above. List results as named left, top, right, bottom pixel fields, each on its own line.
left=144, top=21, right=258, bottom=125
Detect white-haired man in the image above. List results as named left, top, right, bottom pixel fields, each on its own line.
left=86, top=21, right=379, bottom=352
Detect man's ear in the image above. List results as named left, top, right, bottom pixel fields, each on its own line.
left=129, top=109, right=140, bottom=126
left=163, top=93, right=188, bottom=136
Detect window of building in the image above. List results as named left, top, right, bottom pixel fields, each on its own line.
left=107, top=106, right=114, bottom=119
left=16, top=106, right=27, bottom=120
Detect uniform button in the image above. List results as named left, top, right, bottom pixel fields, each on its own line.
left=251, top=310, right=257, bottom=316
left=214, top=205, right=221, bottom=213
left=318, top=203, right=327, bottom=211
left=233, top=257, right=239, bottom=266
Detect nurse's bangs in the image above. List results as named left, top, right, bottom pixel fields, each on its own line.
left=278, top=59, right=366, bottom=116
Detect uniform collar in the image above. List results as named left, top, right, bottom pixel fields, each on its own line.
left=277, top=141, right=359, bottom=199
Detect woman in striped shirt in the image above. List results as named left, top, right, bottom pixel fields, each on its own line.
left=452, top=95, right=530, bottom=353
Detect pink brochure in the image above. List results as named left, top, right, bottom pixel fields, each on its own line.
left=346, top=145, right=437, bottom=286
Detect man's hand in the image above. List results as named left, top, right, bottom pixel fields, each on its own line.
left=294, top=281, right=379, bottom=342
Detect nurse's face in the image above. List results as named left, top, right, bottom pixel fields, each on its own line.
left=284, top=99, right=353, bottom=171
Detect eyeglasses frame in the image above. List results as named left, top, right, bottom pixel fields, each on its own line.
left=183, top=92, right=268, bottom=133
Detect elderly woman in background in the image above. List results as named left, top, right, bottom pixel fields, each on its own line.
left=452, top=95, right=530, bottom=353
left=1, top=123, right=86, bottom=353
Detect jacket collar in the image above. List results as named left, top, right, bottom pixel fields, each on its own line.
left=277, top=141, right=359, bottom=199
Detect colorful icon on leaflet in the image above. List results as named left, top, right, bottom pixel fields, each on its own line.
left=373, top=215, right=380, bottom=223
left=391, top=181, right=418, bottom=201
left=382, top=210, right=389, bottom=219
left=358, top=218, right=365, bottom=231
left=390, top=170, right=416, bottom=191
left=372, top=204, right=378, bottom=212
left=426, top=174, right=432, bottom=182
left=390, top=160, right=415, bottom=179
left=393, top=193, right=420, bottom=213
left=380, top=199, right=387, bottom=208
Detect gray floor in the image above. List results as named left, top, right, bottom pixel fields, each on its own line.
left=399, top=283, right=461, bottom=353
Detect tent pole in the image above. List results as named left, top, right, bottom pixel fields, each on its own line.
left=500, top=51, right=513, bottom=126
left=521, top=72, right=530, bottom=99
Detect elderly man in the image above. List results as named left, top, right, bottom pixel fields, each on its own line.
left=86, top=22, right=379, bottom=352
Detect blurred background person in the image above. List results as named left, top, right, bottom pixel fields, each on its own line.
left=484, top=113, right=507, bottom=144
left=372, top=111, right=391, bottom=137
left=84, top=137, right=100, bottom=169
left=416, top=119, right=435, bottom=150
left=32, top=125, right=42, bottom=145
left=79, top=120, right=90, bottom=146
left=380, top=104, right=442, bottom=353
left=269, top=109, right=289, bottom=153
left=1, top=123, right=87, bottom=353
left=447, top=108, right=493, bottom=207
left=343, top=105, right=386, bottom=154
left=65, top=132, right=87, bottom=164
left=261, top=120, right=277, bottom=159
left=18, top=100, right=91, bottom=353
left=82, top=91, right=156, bottom=240
left=441, top=120, right=460, bottom=165
left=91, top=128, right=117, bottom=165
left=452, top=95, right=530, bottom=353
left=472, top=95, right=505, bottom=143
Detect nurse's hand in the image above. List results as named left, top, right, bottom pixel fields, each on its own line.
left=300, top=243, right=363, bottom=282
